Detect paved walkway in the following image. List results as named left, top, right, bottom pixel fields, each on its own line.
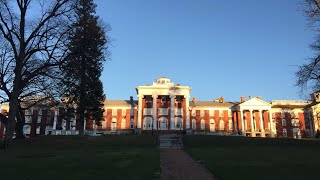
left=160, top=149, right=216, bottom=180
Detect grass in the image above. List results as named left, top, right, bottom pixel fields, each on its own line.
left=183, top=135, right=320, bottom=180
left=0, top=135, right=160, bottom=180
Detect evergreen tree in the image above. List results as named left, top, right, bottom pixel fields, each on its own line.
left=62, top=0, right=107, bottom=135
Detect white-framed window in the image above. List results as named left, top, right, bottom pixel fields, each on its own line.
left=130, top=119, right=134, bottom=129
left=209, top=119, right=215, bottom=132
left=200, top=119, right=205, bottom=130
left=291, top=112, right=296, bottom=118
left=143, top=117, right=152, bottom=130
left=192, top=119, right=197, bottom=130
left=102, top=119, right=106, bottom=129
left=228, top=119, right=233, bottom=130
left=209, top=110, right=214, bottom=116
left=25, top=116, right=32, bottom=123
left=291, top=119, right=300, bottom=127
left=292, top=128, right=301, bottom=139
left=219, top=120, right=225, bottom=130
left=200, top=110, right=205, bottom=117
left=112, top=109, right=117, bottom=116
left=130, top=108, right=134, bottom=116
left=158, top=117, right=168, bottom=130
left=122, top=109, right=126, bottom=116
left=228, top=110, right=232, bottom=117
left=37, top=116, right=42, bottom=123
left=175, top=117, right=183, bottom=129
left=192, top=109, right=196, bottom=116
left=282, top=119, right=286, bottom=126
left=111, top=118, right=117, bottom=131
left=175, top=108, right=183, bottom=115
left=121, top=118, right=126, bottom=129
left=24, top=109, right=32, bottom=116
left=283, top=128, right=287, bottom=137
left=219, top=110, right=224, bottom=117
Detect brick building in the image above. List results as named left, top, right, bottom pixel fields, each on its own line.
left=0, top=77, right=320, bottom=139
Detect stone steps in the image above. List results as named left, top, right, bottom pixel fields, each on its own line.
left=159, top=134, right=183, bottom=148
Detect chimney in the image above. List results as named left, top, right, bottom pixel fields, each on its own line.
left=219, top=96, right=225, bottom=103
left=240, top=96, right=245, bottom=103
left=192, top=97, right=197, bottom=104
left=257, top=96, right=262, bottom=99
left=249, top=96, right=252, bottom=99
left=130, top=96, right=133, bottom=104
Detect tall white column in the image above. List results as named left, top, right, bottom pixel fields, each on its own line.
left=137, top=95, right=143, bottom=129
left=185, top=95, right=190, bottom=129
left=53, top=110, right=58, bottom=130
left=269, top=110, right=274, bottom=137
left=170, top=95, right=175, bottom=130
left=250, top=109, right=256, bottom=137
left=152, top=94, right=158, bottom=130
left=240, top=109, right=245, bottom=134
left=259, top=110, right=265, bottom=132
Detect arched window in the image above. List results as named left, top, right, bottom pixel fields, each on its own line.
left=158, top=117, right=168, bottom=130
left=143, top=117, right=152, bottom=130
left=209, top=119, right=215, bottom=132
left=121, top=118, right=126, bottom=129
left=175, top=117, right=183, bottom=129
left=228, top=119, right=233, bottom=130
left=219, top=120, right=224, bottom=130
left=111, top=118, right=117, bottom=131
left=192, top=119, right=196, bottom=130
left=200, top=119, right=205, bottom=130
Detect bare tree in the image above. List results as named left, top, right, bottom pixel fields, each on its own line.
left=296, top=0, right=320, bottom=95
left=0, top=0, right=75, bottom=145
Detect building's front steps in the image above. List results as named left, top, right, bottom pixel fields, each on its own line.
left=159, top=134, right=183, bottom=148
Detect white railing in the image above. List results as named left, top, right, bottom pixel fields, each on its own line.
left=48, top=130, right=79, bottom=135
left=158, top=108, right=168, bottom=115
left=175, top=108, right=183, bottom=115
left=143, top=108, right=153, bottom=115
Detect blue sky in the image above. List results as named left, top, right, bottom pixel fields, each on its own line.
left=96, top=0, right=314, bottom=102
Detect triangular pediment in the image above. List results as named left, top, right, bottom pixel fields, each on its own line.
left=240, top=98, right=271, bottom=107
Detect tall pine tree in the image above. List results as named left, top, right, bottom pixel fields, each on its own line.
left=62, top=0, right=107, bottom=135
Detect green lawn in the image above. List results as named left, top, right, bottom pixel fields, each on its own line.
left=183, top=135, right=320, bottom=180
left=0, top=135, right=160, bottom=180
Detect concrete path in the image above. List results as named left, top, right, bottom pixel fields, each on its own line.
left=160, top=149, right=216, bottom=180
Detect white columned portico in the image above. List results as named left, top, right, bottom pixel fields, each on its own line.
left=185, top=95, right=190, bottom=129
left=152, top=93, right=158, bottom=129
left=170, top=95, right=175, bottom=130
left=240, top=109, right=245, bottom=135
left=137, top=95, right=144, bottom=129
left=269, top=110, right=274, bottom=137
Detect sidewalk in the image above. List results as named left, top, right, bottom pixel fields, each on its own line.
left=160, top=149, right=216, bottom=180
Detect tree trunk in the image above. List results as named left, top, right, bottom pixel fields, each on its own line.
left=78, top=110, right=85, bottom=136
left=15, top=108, right=25, bottom=139
left=3, top=94, right=19, bottom=145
